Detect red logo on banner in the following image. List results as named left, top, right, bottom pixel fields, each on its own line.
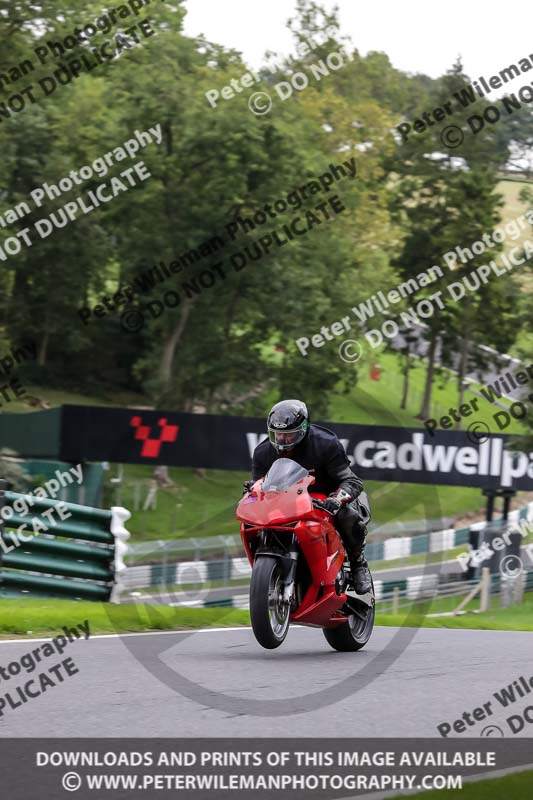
left=130, top=416, right=179, bottom=458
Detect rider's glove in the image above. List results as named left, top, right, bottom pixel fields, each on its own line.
left=243, top=479, right=255, bottom=494
left=323, top=488, right=353, bottom=515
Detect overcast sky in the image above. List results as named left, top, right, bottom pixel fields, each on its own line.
left=183, top=0, right=533, bottom=92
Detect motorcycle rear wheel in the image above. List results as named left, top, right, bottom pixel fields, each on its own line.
left=250, top=556, right=291, bottom=649
left=323, top=579, right=375, bottom=652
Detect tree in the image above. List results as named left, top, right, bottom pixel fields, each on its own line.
left=386, top=59, right=518, bottom=420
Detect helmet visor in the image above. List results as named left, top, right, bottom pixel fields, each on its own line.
left=268, top=420, right=307, bottom=451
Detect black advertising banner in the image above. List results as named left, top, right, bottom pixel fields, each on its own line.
left=58, top=405, right=533, bottom=491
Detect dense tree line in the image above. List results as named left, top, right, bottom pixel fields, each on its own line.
left=0, top=0, right=531, bottom=418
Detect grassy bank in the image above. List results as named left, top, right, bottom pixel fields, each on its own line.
left=110, top=465, right=497, bottom=540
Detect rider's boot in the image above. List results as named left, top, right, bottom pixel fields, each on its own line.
left=350, top=550, right=372, bottom=594
left=349, top=522, right=371, bottom=594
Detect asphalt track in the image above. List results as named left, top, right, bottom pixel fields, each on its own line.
left=1, top=625, right=532, bottom=738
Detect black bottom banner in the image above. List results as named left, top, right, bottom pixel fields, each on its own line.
left=2, top=738, right=533, bottom=799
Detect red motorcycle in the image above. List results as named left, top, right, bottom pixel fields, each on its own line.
left=236, top=458, right=375, bottom=651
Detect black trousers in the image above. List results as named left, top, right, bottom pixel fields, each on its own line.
left=334, top=491, right=371, bottom=557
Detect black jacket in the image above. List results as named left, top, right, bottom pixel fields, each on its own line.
left=252, top=423, right=363, bottom=499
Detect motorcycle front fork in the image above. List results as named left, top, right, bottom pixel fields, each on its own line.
left=275, top=532, right=297, bottom=605
left=282, top=551, right=298, bottom=604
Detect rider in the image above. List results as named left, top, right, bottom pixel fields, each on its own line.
left=246, top=399, right=371, bottom=594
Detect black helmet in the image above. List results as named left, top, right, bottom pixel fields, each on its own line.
left=267, top=399, right=309, bottom=453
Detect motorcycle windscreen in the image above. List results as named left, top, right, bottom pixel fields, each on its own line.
left=237, top=458, right=315, bottom=525
left=262, top=458, right=308, bottom=491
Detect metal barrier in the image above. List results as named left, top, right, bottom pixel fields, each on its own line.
left=377, top=569, right=533, bottom=613
left=158, top=570, right=533, bottom=611
left=125, top=519, right=458, bottom=565
left=123, top=502, right=533, bottom=591
left=0, top=482, right=130, bottom=602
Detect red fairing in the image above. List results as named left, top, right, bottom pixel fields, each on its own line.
left=236, top=474, right=315, bottom=526
left=237, top=475, right=348, bottom=628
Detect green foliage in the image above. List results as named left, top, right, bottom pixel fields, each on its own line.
left=0, top=0, right=528, bottom=417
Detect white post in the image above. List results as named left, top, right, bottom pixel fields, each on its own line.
left=392, top=586, right=400, bottom=615
left=480, top=567, right=490, bottom=612
left=109, top=506, right=131, bottom=603
left=500, top=575, right=511, bottom=609
left=515, top=571, right=525, bottom=606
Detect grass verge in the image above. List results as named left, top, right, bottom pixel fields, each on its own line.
left=0, top=599, right=249, bottom=638
left=3, top=589, right=533, bottom=639
left=377, top=591, right=533, bottom=632
left=390, top=769, right=533, bottom=799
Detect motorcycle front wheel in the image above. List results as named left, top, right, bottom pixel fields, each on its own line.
left=250, top=556, right=291, bottom=649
